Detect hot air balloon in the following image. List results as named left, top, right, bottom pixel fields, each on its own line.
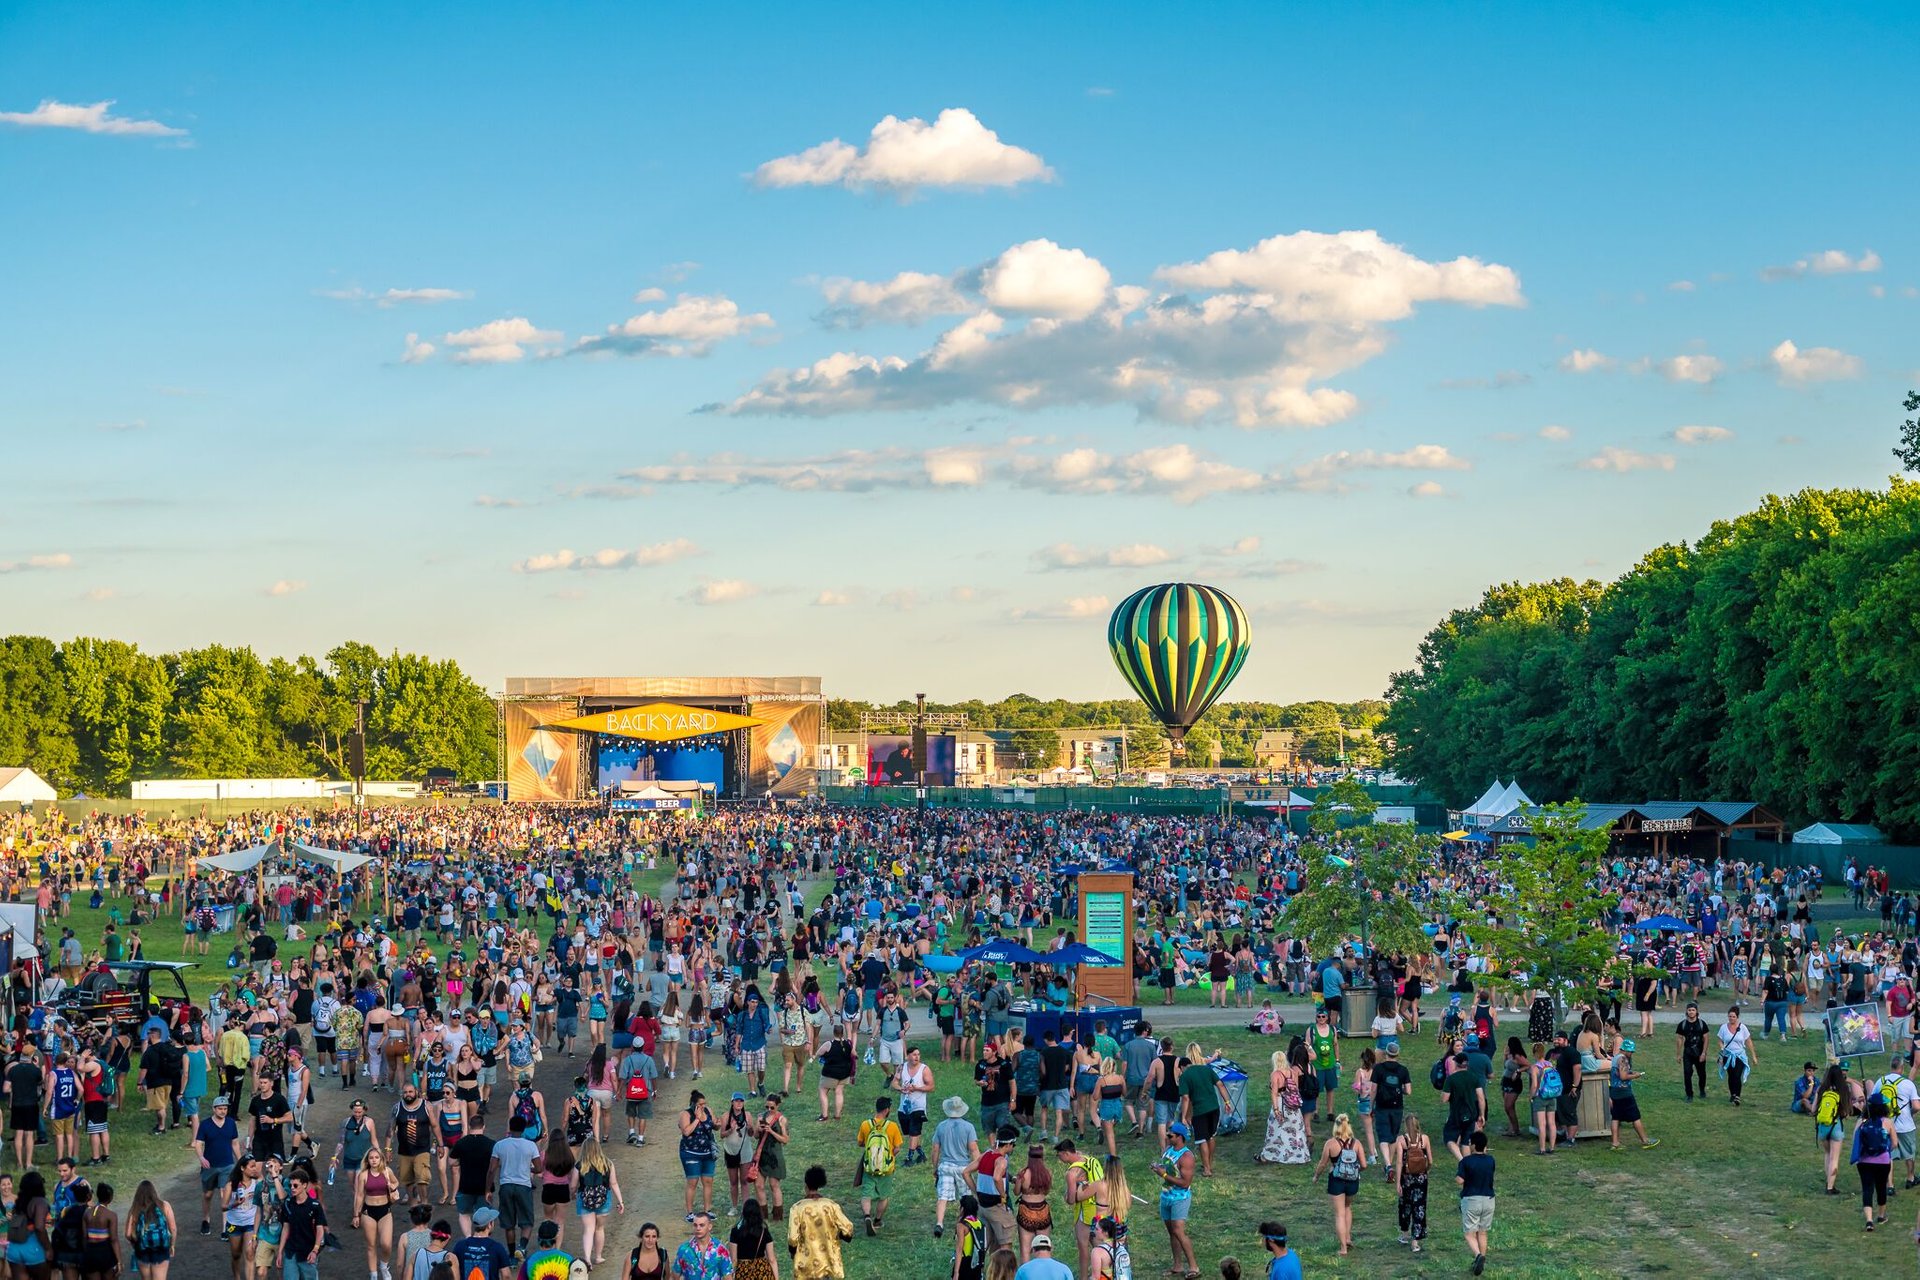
left=1107, top=582, right=1251, bottom=761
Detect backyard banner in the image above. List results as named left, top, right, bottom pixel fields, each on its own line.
left=506, top=701, right=583, bottom=802
left=547, top=702, right=765, bottom=740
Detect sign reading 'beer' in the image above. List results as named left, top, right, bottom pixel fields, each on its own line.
left=548, top=702, right=766, bottom=741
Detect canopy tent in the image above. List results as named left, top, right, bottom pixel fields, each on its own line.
left=959, top=940, right=1047, bottom=965
left=198, top=844, right=277, bottom=874
left=1047, top=943, right=1125, bottom=967
left=0, top=768, right=56, bottom=805
left=1463, top=780, right=1533, bottom=827
left=293, top=843, right=376, bottom=873
left=920, top=954, right=968, bottom=974
left=1794, top=822, right=1887, bottom=846
left=1632, top=914, right=1696, bottom=933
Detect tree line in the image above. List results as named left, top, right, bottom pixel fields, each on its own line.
left=825, top=694, right=1387, bottom=769
left=1382, top=479, right=1920, bottom=839
left=0, top=637, right=498, bottom=796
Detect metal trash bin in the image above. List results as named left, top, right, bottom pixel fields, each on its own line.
left=1211, top=1057, right=1250, bottom=1135
left=1339, top=988, right=1377, bottom=1037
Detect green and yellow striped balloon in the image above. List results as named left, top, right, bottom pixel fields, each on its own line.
left=1107, top=582, right=1251, bottom=751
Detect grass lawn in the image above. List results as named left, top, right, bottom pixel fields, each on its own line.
left=721, top=1023, right=1910, bottom=1279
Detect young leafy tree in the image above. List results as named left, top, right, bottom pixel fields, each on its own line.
left=1280, top=822, right=1436, bottom=961
left=1894, top=389, right=1920, bottom=472
left=1474, top=803, right=1625, bottom=1014
left=1307, top=777, right=1379, bottom=835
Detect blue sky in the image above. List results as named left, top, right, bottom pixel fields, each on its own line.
left=3, top=2, right=1915, bottom=702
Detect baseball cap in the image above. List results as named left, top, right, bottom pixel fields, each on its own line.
left=537, top=1221, right=559, bottom=1242
left=1168, top=1122, right=1190, bottom=1138
left=731, top=1091, right=747, bottom=1101
left=472, top=1207, right=499, bottom=1227
left=212, top=1096, right=231, bottom=1108
left=1031, top=1233, right=1053, bottom=1252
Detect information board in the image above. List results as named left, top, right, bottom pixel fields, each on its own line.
left=1085, top=891, right=1127, bottom=961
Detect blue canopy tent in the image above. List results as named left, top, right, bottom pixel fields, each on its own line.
left=1633, top=914, right=1696, bottom=933
left=959, top=940, right=1047, bottom=965
left=920, top=954, right=968, bottom=974
left=1048, top=943, right=1125, bottom=967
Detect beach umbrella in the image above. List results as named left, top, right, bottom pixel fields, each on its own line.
left=1632, top=914, right=1697, bottom=933
left=960, top=940, right=1047, bottom=965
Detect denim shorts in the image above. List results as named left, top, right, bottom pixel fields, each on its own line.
left=1817, top=1121, right=1844, bottom=1143
left=681, top=1154, right=716, bottom=1179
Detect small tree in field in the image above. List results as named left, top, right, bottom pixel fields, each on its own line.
left=1474, top=803, right=1625, bottom=1015
left=1281, top=822, right=1436, bottom=962
left=1307, top=777, right=1379, bottom=836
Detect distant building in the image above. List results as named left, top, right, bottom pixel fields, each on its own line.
left=1254, top=729, right=1304, bottom=768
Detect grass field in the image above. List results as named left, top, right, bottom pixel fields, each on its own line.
left=715, top=1024, right=1912, bottom=1278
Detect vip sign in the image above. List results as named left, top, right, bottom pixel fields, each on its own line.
left=550, top=702, right=765, bottom=741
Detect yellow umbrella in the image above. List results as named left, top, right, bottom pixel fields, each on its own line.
left=1442, top=830, right=1470, bottom=840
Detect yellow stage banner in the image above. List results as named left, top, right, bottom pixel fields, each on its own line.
left=548, top=702, right=766, bottom=741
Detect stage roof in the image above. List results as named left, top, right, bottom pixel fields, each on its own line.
left=506, top=675, right=820, bottom=699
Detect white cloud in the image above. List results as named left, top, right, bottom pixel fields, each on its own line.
left=813, top=590, right=855, bottom=607
left=474, top=495, right=525, bottom=509
left=83, top=587, right=115, bottom=602
left=1539, top=424, right=1574, bottom=441
left=752, top=107, right=1053, bottom=193
left=1558, top=348, right=1612, bottom=373
left=614, top=439, right=1469, bottom=505
left=723, top=229, right=1519, bottom=428
left=978, top=240, right=1112, bottom=319
left=878, top=588, right=921, bottom=611
left=401, top=332, right=436, bottom=364
left=632, top=287, right=667, bottom=303
left=0, top=99, right=183, bottom=137
left=1010, top=595, right=1112, bottom=621
left=1155, top=229, right=1522, bottom=322
left=1672, top=424, right=1734, bottom=445
left=1577, top=447, right=1676, bottom=473
left=1208, top=535, right=1262, bottom=557
left=514, top=539, right=699, bottom=573
left=1033, top=542, right=1174, bottom=571
left=441, top=318, right=561, bottom=364
left=266, top=579, right=308, bottom=596
left=322, top=286, right=471, bottom=307
left=1668, top=280, right=1696, bottom=292
left=99, top=420, right=147, bottom=433
left=1408, top=480, right=1449, bottom=498
left=1225, top=558, right=1320, bottom=578
left=1761, top=248, right=1882, bottom=281
left=1770, top=338, right=1864, bottom=384
left=1635, top=353, right=1728, bottom=383
left=575, top=293, right=773, bottom=357
left=685, top=579, right=758, bottom=606
left=817, top=271, right=973, bottom=328
left=0, top=553, right=73, bottom=574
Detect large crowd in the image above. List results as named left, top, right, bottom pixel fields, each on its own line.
left=0, top=801, right=1910, bottom=1280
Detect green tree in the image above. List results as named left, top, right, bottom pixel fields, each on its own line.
left=1895, top=389, right=1920, bottom=472
left=1308, top=777, right=1379, bottom=834
left=0, top=636, right=79, bottom=790
left=1280, top=823, right=1436, bottom=960
left=1008, top=728, right=1060, bottom=771
left=60, top=637, right=172, bottom=791
left=1474, top=804, right=1627, bottom=1013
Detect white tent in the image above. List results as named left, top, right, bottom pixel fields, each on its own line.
left=199, top=844, right=277, bottom=873
left=1498, top=780, right=1534, bottom=811
left=0, top=768, right=56, bottom=804
left=294, top=843, right=376, bottom=873
left=1793, top=822, right=1887, bottom=846
left=1463, top=780, right=1533, bottom=827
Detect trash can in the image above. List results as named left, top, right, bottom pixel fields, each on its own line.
left=1339, top=988, right=1377, bottom=1037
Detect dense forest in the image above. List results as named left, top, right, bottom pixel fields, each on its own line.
left=0, top=638, right=498, bottom=795
left=1382, top=481, right=1920, bottom=837
left=826, top=695, right=1388, bottom=769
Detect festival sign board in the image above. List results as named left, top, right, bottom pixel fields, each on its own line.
left=1826, top=1002, right=1886, bottom=1061
left=548, top=703, right=766, bottom=741
left=1075, top=872, right=1135, bottom=1006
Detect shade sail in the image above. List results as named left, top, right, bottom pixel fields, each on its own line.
left=198, top=844, right=275, bottom=873
left=293, top=843, right=376, bottom=873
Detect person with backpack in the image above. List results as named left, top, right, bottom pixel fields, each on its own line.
left=1815, top=1063, right=1855, bottom=1195
left=1873, top=1055, right=1920, bottom=1189
left=855, top=1095, right=902, bottom=1237
left=1390, top=1111, right=1432, bottom=1254
left=1855, top=1093, right=1895, bottom=1230
left=1529, top=1040, right=1562, bottom=1155
left=1311, top=1113, right=1364, bottom=1257
left=618, top=1039, right=657, bottom=1148
left=123, top=1181, right=175, bottom=1280
left=1088, top=1214, right=1129, bottom=1280
left=221, top=1159, right=261, bottom=1280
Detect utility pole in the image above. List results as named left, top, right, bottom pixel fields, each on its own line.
left=350, top=700, right=368, bottom=810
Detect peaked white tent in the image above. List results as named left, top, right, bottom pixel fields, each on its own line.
left=198, top=844, right=277, bottom=873
left=1463, top=780, right=1533, bottom=827
left=0, top=769, right=56, bottom=804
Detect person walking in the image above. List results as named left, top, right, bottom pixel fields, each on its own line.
left=1256, top=1050, right=1308, bottom=1166
left=1854, top=1095, right=1894, bottom=1230
left=1873, top=1056, right=1920, bottom=1189
left=678, top=1091, right=719, bottom=1225
left=1391, top=1111, right=1432, bottom=1254
left=784, top=1165, right=853, bottom=1280
left=1256, top=1221, right=1302, bottom=1280
left=1154, top=1123, right=1197, bottom=1280
left=123, top=1181, right=175, bottom=1280
left=1455, top=1130, right=1495, bottom=1275
left=1311, top=1113, right=1363, bottom=1257
left=931, top=1097, right=979, bottom=1240
left=855, top=1096, right=901, bottom=1238
left=1674, top=1002, right=1710, bottom=1103
left=1815, top=1064, right=1854, bottom=1195
left=1718, top=1008, right=1755, bottom=1105
left=1605, top=1041, right=1660, bottom=1150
